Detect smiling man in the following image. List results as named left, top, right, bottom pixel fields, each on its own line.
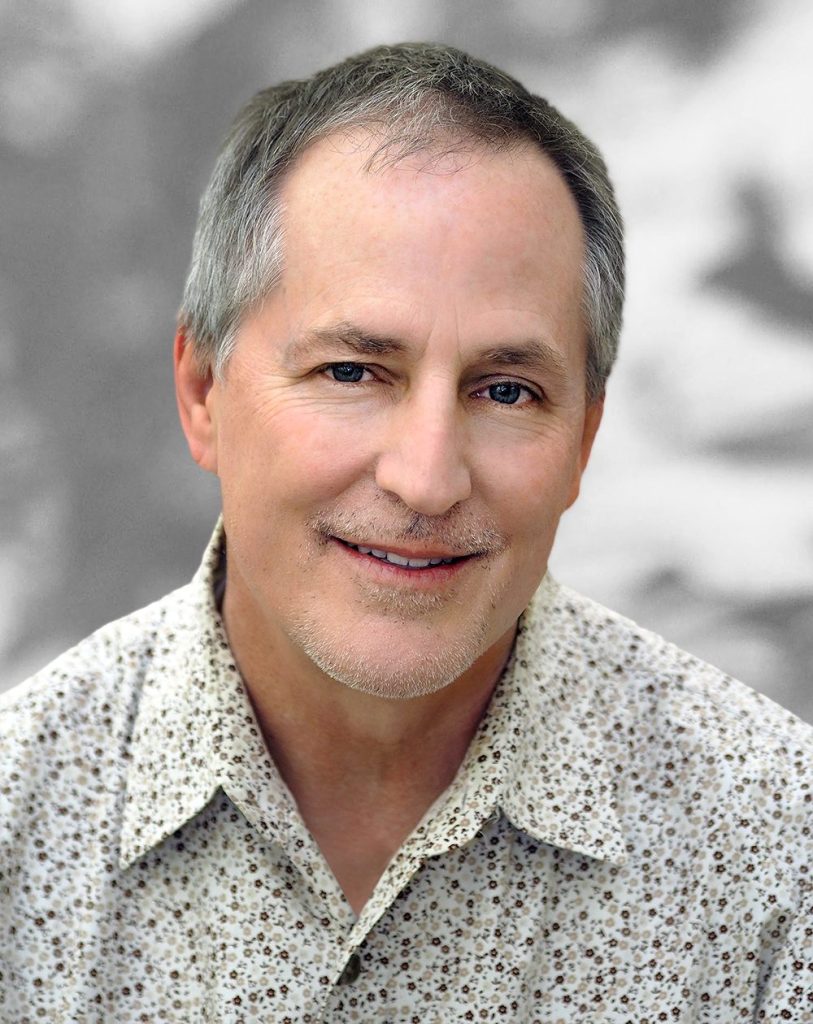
left=2, top=44, right=811, bottom=1022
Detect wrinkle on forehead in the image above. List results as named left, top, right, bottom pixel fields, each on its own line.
left=269, top=129, right=588, bottom=386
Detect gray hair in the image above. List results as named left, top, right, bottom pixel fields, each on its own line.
left=180, top=43, right=624, bottom=401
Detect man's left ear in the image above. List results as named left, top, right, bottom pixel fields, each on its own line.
left=566, top=397, right=604, bottom=509
left=173, top=327, right=219, bottom=475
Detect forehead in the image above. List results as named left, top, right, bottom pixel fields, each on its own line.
left=272, top=129, right=586, bottom=364
left=282, top=128, right=583, bottom=253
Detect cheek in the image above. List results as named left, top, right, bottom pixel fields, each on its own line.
left=221, top=400, right=377, bottom=506
left=474, top=435, right=581, bottom=533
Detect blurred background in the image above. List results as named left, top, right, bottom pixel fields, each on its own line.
left=1, top=0, right=811, bottom=721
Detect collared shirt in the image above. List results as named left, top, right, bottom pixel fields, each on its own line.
left=1, top=523, right=812, bottom=1023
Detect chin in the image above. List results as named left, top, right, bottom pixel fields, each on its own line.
left=289, top=616, right=491, bottom=701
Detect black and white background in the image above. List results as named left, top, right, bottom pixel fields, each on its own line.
left=2, top=0, right=811, bottom=721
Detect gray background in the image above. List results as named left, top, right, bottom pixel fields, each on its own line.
left=2, top=0, right=812, bottom=721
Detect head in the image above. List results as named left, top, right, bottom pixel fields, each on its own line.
left=175, top=44, right=624, bottom=701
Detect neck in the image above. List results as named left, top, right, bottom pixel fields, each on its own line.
left=221, top=583, right=516, bottom=804
left=221, top=580, right=516, bottom=915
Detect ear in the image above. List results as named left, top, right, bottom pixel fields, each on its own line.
left=565, top=397, right=604, bottom=509
left=174, top=326, right=219, bottom=475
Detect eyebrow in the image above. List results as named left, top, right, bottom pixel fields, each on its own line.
left=285, top=322, right=407, bottom=361
left=475, top=339, right=571, bottom=384
left=286, top=320, right=572, bottom=384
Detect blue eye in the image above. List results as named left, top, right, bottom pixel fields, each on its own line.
left=488, top=382, right=523, bottom=404
left=328, top=363, right=365, bottom=383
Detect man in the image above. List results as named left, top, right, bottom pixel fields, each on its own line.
left=1, top=43, right=810, bottom=1022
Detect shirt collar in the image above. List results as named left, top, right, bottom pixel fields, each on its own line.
left=494, top=577, right=627, bottom=864
left=119, top=518, right=296, bottom=869
left=408, top=576, right=627, bottom=867
left=120, top=522, right=626, bottom=869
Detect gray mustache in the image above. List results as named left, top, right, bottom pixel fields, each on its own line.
left=310, top=508, right=507, bottom=556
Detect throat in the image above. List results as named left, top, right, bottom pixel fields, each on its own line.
left=296, top=774, right=448, bottom=917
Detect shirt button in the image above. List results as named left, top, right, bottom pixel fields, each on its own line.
left=337, top=952, right=362, bottom=985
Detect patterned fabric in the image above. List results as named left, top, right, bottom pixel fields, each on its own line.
left=1, top=521, right=811, bottom=1022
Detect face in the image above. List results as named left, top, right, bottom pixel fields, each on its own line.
left=180, top=134, right=602, bottom=700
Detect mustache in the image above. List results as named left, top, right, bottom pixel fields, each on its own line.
left=308, top=506, right=507, bottom=556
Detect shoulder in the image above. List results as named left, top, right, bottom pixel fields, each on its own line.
left=544, top=580, right=813, bottom=793
left=1, top=585, right=187, bottom=726
left=0, top=585, right=192, bottom=816
left=552, top=581, right=811, bottom=741
left=537, top=582, right=813, bottom=889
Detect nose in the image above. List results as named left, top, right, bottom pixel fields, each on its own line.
left=374, top=392, right=472, bottom=516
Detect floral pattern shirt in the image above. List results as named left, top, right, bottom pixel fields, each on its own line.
left=1, top=521, right=812, bottom=1022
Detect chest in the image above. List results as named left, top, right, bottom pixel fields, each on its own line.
left=4, top=809, right=784, bottom=1022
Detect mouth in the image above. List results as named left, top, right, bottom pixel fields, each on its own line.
left=332, top=536, right=476, bottom=571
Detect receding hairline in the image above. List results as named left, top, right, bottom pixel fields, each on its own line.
left=290, top=116, right=566, bottom=178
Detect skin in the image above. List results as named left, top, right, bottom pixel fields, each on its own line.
left=175, top=133, right=603, bottom=914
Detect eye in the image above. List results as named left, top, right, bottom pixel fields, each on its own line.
left=479, top=380, right=540, bottom=406
left=326, top=362, right=368, bottom=383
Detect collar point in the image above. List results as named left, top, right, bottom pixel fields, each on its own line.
left=500, top=796, right=627, bottom=866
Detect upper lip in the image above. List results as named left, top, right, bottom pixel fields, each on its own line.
left=333, top=536, right=476, bottom=560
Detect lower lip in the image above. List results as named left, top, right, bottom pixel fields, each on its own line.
left=331, top=538, right=475, bottom=586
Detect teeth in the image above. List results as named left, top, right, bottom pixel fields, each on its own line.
left=346, top=541, right=458, bottom=568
